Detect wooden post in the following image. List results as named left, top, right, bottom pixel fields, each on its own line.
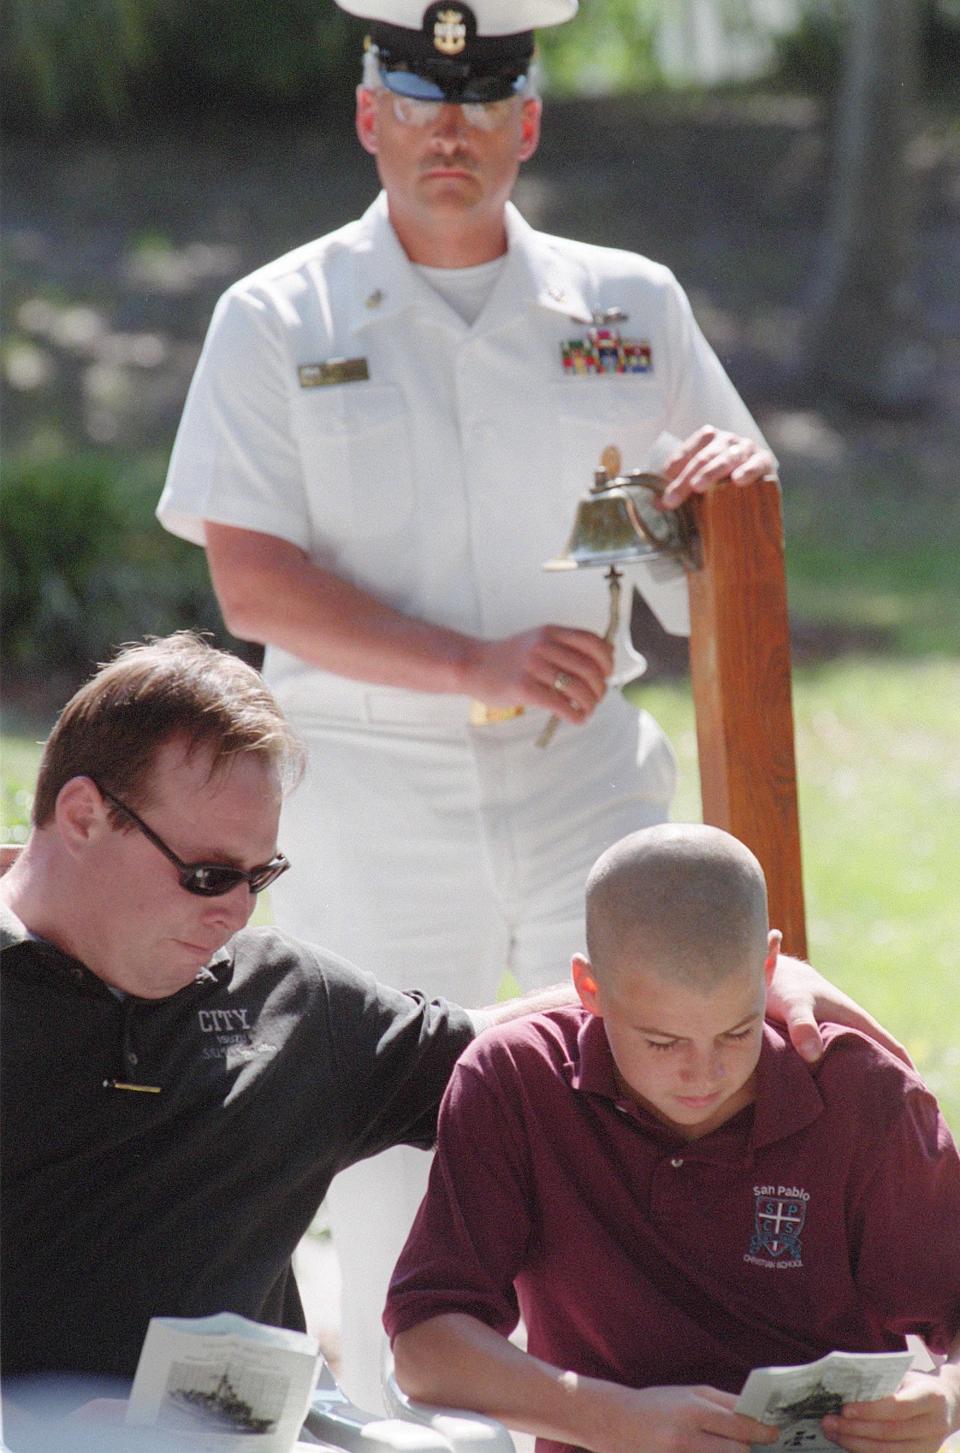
left=687, top=482, right=807, bottom=957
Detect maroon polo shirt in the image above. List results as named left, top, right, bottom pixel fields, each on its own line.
left=385, top=1014, right=960, bottom=1453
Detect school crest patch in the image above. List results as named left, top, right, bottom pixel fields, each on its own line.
left=749, top=1191, right=806, bottom=1260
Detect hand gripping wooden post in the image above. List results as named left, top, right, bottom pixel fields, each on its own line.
left=687, top=481, right=807, bottom=958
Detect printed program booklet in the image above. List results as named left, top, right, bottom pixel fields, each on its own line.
left=126, top=1313, right=321, bottom=1452
left=736, top=1348, right=915, bottom=1452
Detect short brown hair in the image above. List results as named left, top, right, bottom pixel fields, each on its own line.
left=33, top=632, right=304, bottom=827
left=585, top=824, right=769, bottom=991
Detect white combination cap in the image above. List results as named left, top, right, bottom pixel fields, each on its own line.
left=337, top=1, right=577, bottom=102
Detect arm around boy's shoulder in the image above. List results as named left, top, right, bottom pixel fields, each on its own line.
left=225, top=925, right=476, bottom=1157
left=461, top=1000, right=584, bottom=1061
left=450, top=1005, right=583, bottom=1104
left=445, top=1001, right=588, bottom=1137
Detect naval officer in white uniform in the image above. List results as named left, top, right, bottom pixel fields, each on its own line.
left=157, top=0, right=779, bottom=1407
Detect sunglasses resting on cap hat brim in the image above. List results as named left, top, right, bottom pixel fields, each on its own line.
left=378, top=65, right=531, bottom=104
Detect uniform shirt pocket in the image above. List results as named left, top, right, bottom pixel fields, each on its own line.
left=549, top=378, right=667, bottom=481
left=293, top=383, right=416, bottom=542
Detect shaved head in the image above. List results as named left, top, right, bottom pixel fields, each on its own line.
left=585, top=824, right=769, bottom=991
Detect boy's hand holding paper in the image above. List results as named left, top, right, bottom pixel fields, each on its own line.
left=821, top=1362, right=960, bottom=1453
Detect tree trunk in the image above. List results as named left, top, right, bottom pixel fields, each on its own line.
left=798, top=0, right=931, bottom=411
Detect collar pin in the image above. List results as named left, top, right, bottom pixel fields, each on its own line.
left=593, top=306, right=629, bottom=325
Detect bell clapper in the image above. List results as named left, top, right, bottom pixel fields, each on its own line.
left=603, top=564, right=623, bottom=646
left=536, top=563, right=624, bottom=750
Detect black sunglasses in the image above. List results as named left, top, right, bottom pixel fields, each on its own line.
left=94, top=781, right=290, bottom=898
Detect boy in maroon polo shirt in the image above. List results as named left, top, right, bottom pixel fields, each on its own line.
left=385, top=825, right=960, bottom=1453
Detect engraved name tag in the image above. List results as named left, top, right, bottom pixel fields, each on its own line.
left=298, top=358, right=370, bottom=388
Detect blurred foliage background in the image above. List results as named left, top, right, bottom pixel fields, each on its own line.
left=1, top=0, right=363, bottom=132
left=3, top=0, right=960, bottom=132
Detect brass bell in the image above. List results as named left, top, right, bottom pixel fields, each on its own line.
left=535, top=451, right=699, bottom=749
left=544, top=462, right=698, bottom=572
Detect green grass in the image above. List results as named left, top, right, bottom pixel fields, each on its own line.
left=785, top=542, right=960, bottom=655
left=780, top=476, right=960, bottom=658
left=0, top=721, right=47, bottom=844
left=5, top=656, right=958, bottom=1135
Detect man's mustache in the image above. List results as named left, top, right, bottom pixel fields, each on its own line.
left=419, top=153, right=479, bottom=174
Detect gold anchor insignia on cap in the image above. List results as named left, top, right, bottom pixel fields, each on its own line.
left=434, top=8, right=467, bottom=55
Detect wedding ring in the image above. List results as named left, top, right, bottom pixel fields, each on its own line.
left=553, top=671, right=571, bottom=693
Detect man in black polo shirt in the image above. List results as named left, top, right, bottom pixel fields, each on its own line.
left=1, top=632, right=482, bottom=1394
left=0, top=633, right=901, bottom=1415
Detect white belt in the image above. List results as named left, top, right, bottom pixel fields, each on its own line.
left=275, top=676, right=536, bottom=729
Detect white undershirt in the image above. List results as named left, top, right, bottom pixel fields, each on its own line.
left=415, top=255, right=507, bottom=327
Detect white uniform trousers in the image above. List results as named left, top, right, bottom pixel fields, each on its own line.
left=270, top=688, right=677, bottom=1410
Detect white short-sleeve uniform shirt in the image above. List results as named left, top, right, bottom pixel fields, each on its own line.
left=158, top=192, right=767, bottom=992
